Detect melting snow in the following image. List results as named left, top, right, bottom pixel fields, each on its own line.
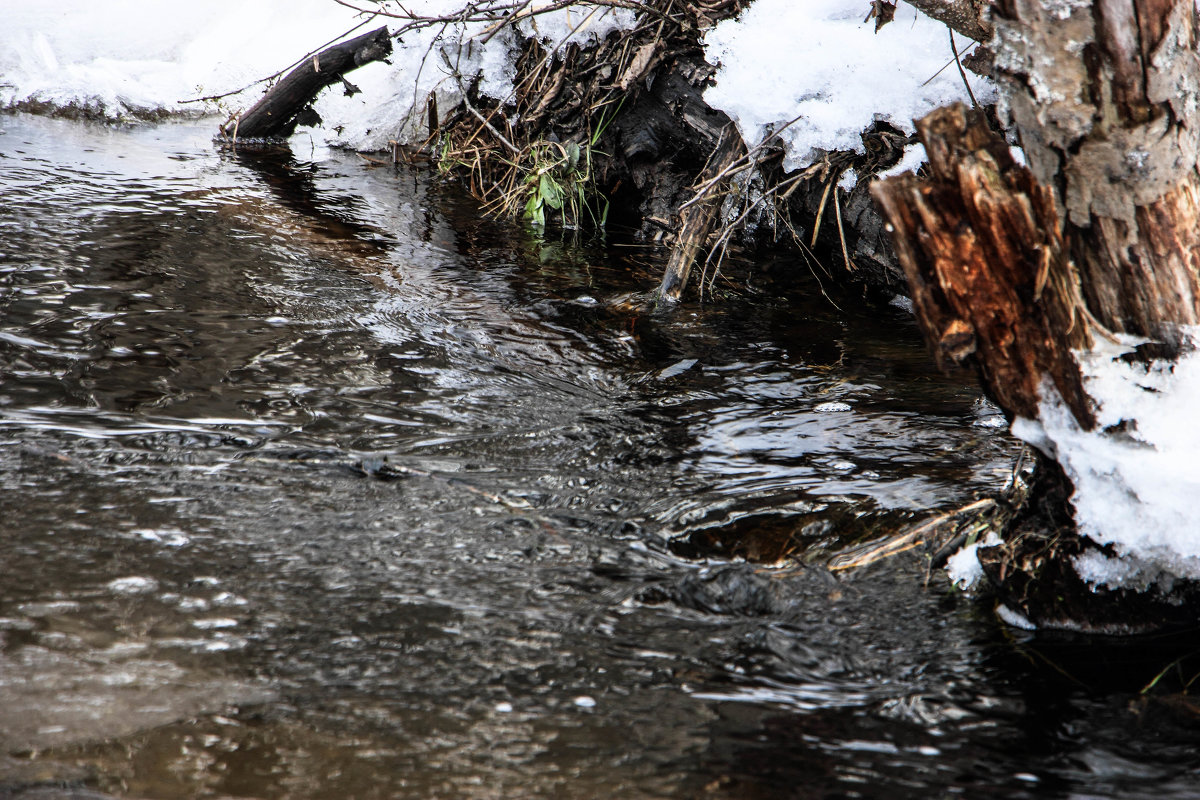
left=2, top=0, right=987, bottom=168
left=1011, top=332, right=1200, bottom=586
left=0, top=0, right=634, bottom=150
left=702, top=0, right=993, bottom=171
left=946, top=532, right=1001, bottom=590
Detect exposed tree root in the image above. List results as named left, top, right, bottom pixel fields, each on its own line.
left=975, top=458, right=1200, bottom=635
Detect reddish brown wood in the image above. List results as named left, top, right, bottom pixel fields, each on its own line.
left=872, top=106, right=1094, bottom=427
left=877, top=0, right=1200, bottom=429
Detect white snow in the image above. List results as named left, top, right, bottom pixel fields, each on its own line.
left=3, top=0, right=987, bottom=167
left=703, top=0, right=993, bottom=171
left=946, top=532, right=1001, bottom=590
left=995, top=604, right=1037, bottom=630
left=1011, top=331, right=1200, bottom=586
left=0, top=1, right=360, bottom=120
left=879, top=142, right=929, bottom=180
left=0, top=0, right=634, bottom=150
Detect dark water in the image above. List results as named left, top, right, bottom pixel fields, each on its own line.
left=1, top=113, right=1198, bottom=799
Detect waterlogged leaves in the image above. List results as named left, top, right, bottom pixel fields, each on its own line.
left=524, top=192, right=545, bottom=226
left=518, top=138, right=606, bottom=231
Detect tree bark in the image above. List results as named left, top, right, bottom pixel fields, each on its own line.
left=995, top=0, right=1200, bottom=347
left=877, top=0, right=1200, bottom=425
left=874, top=0, right=1200, bottom=623
left=220, top=26, right=393, bottom=140
left=903, top=0, right=994, bottom=42
left=872, top=105, right=1094, bottom=427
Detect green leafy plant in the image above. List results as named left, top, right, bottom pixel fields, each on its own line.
left=520, top=138, right=607, bottom=230
left=518, top=97, right=622, bottom=230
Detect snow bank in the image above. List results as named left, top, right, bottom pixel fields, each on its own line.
left=5, top=0, right=989, bottom=166
left=703, top=0, right=993, bottom=172
left=1011, top=333, right=1200, bottom=587
left=0, top=0, right=633, bottom=150
left=0, top=1, right=357, bottom=120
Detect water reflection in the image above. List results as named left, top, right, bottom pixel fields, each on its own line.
left=1, top=113, right=1196, bottom=798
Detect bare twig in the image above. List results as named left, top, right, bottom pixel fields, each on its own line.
left=828, top=498, right=997, bottom=571
left=810, top=174, right=837, bottom=247
left=949, top=29, right=980, bottom=109
left=442, top=50, right=522, bottom=154
left=333, top=0, right=654, bottom=38
left=180, top=18, right=377, bottom=104
left=833, top=186, right=856, bottom=271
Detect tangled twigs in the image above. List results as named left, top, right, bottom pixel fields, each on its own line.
left=430, top=0, right=704, bottom=232
left=657, top=124, right=746, bottom=302
left=332, top=0, right=659, bottom=38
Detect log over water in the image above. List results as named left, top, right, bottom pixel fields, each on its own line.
left=220, top=26, right=393, bottom=140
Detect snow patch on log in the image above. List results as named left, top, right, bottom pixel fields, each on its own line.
left=0, top=1, right=635, bottom=151
left=1011, top=332, right=1200, bottom=585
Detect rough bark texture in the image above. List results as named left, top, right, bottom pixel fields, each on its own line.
left=994, top=0, right=1200, bottom=347
left=878, top=0, right=1200, bottom=423
left=221, top=26, right=392, bottom=140
left=903, top=0, right=994, bottom=42
left=876, top=0, right=1200, bottom=627
left=872, top=105, right=1094, bottom=427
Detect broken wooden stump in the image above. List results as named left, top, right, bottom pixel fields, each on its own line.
left=871, top=104, right=1094, bottom=428
left=220, top=25, right=392, bottom=140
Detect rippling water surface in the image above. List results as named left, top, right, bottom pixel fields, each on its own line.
left=2, top=113, right=1199, bottom=799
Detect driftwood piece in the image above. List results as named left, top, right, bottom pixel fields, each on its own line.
left=220, top=26, right=392, bottom=140
left=871, top=105, right=1094, bottom=427
left=656, top=125, right=747, bottom=302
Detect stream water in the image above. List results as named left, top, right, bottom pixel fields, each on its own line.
left=2, top=113, right=1199, bottom=799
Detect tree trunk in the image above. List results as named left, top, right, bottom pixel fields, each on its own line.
left=220, top=26, right=393, bottom=140
left=873, top=0, right=1200, bottom=624
left=996, top=0, right=1200, bottom=346
left=871, top=105, right=1095, bottom=427
left=877, top=0, right=1200, bottom=422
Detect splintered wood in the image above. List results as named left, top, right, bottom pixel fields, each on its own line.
left=871, top=105, right=1094, bottom=428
